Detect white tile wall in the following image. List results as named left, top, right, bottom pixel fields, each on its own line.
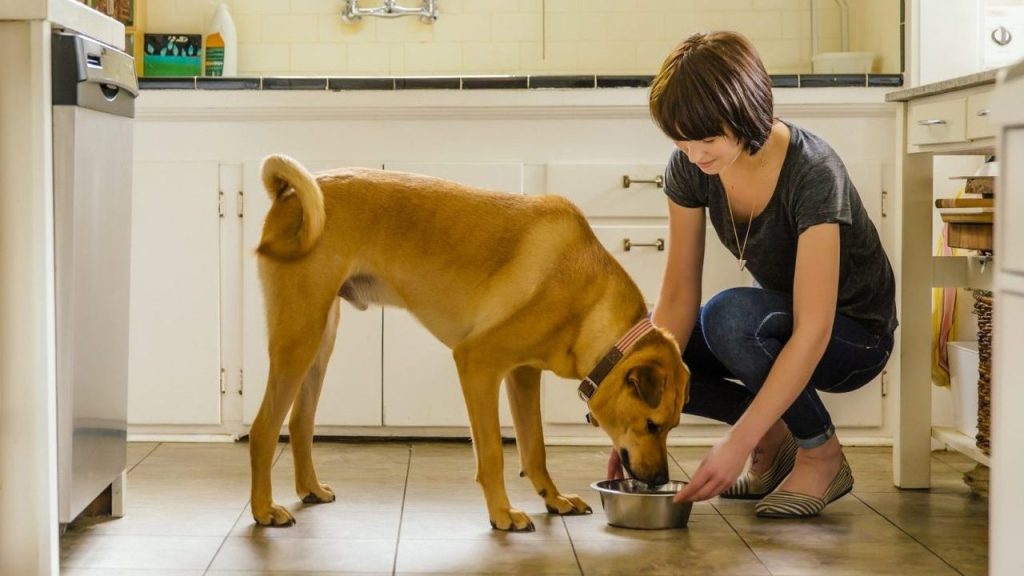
left=144, top=0, right=900, bottom=76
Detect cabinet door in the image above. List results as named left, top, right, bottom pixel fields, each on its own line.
left=380, top=162, right=522, bottom=427
left=240, top=160, right=384, bottom=427
left=128, top=162, right=222, bottom=425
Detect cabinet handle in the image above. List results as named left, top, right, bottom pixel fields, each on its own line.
left=917, top=119, right=947, bottom=126
left=623, top=238, right=665, bottom=252
left=976, top=109, right=991, bottom=117
left=622, top=174, right=664, bottom=188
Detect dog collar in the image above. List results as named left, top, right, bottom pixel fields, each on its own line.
left=578, top=318, right=656, bottom=403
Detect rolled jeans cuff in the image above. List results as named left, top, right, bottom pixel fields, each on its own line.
left=794, top=424, right=835, bottom=449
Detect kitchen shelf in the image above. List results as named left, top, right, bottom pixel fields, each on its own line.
left=932, top=426, right=990, bottom=467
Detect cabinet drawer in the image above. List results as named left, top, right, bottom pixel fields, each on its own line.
left=592, top=225, right=669, bottom=305
left=546, top=163, right=668, bottom=218
left=909, top=97, right=967, bottom=145
left=966, top=90, right=996, bottom=140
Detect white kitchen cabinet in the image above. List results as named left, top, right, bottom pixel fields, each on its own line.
left=240, top=160, right=384, bottom=427
left=380, top=162, right=523, bottom=427
left=128, top=162, right=222, bottom=425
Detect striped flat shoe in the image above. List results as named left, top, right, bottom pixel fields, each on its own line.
left=720, top=435, right=798, bottom=500
left=754, top=457, right=854, bottom=518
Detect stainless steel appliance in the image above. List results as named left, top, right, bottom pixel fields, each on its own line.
left=52, top=31, right=137, bottom=524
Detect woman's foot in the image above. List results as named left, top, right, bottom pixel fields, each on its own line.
left=748, top=420, right=792, bottom=475
left=773, top=434, right=844, bottom=498
left=755, top=436, right=853, bottom=518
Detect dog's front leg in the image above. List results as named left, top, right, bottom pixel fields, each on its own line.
left=505, top=366, right=591, bottom=516
left=454, top=348, right=534, bottom=532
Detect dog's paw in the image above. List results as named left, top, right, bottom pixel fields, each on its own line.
left=544, top=493, right=593, bottom=516
left=489, top=508, right=535, bottom=532
left=300, top=483, right=336, bottom=504
left=252, top=504, right=296, bottom=527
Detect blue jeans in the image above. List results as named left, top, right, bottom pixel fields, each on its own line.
left=681, top=287, right=894, bottom=449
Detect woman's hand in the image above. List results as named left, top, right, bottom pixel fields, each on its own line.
left=674, top=435, right=750, bottom=503
left=606, top=447, right=626, bottom=480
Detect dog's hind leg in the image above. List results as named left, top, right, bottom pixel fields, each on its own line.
left=453, top=346, right=534, bottom=532
left=250, top=295, right=334, bottom=527
left=289, top=297, right=341, bottom=505
left=505, top=366, right=592, bottom=517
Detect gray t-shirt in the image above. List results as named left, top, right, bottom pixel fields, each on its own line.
left=664, top=121, right=898, bottom=336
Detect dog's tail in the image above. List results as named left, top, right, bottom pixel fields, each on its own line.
left=257, top=154, right=325, bottom=260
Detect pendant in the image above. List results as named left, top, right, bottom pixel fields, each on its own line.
left=738, top=259, right=747, bottom=271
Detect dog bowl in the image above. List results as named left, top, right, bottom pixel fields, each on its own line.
left=591, top=479, right=692, bottom=529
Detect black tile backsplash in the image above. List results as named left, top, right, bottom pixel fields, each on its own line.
left=771, top=75, right=799, bottom=88
left=328, top=77, right=396, bottom=90
left=139, top=77, right=198, bottom=90
left=462, top=76, right=529, bottom=89
left=800, top=74, right=869, bottom=87
left=395, top=77, right=462, bottom=90
left=262, top=77, right=328, bottom=90
left=596, top=75, right=652, bottom=88
left=139, top=74, right=902, bottom=91
left=196, top=77, right=262, bottom=90
left=529, top=75, right=595, bottom=89
left=868, top=74, right=904, bottom=87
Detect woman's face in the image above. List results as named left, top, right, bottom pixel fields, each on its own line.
left=674, top=128, right=744, bottom=175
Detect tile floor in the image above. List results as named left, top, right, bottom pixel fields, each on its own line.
left=61, top=440, right=988, bottom=575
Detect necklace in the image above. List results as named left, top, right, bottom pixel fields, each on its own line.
left=723, top=146, right=771, bottom=272
left=723, top=188, right=762, bottom=271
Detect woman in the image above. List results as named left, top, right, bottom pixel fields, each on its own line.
left=608, top=31, right=897, bottom=518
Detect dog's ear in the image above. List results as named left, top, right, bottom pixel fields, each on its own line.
left=625, top=365, right=665, bottom=409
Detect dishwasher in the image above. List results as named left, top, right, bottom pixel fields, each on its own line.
left=52, top=31, right=137, bottom=524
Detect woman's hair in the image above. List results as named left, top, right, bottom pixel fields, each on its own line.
left=649, top=31, right=774, bottom=155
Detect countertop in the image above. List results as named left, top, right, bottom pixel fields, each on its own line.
left=885, top=69, right=1000, bottom=102
left=138, top=73, right=904, bottom=92
left=0, top=0, right=124, bottom=49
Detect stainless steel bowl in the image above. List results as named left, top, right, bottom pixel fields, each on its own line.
left=590, top=479, right=692, bottom=529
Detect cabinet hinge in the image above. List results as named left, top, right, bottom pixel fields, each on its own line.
left=237, top=190, right=244, bottom=218
left=218, top=190, right=225, bottom=218
left=880, top=370, right=888, bottom=397
left=220, top=368, right=226, bottom=394
left=881, top=190, right=888, bottom=218
left=239, top=369, right=244, bottom=395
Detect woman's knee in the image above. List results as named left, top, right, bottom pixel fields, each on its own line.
left=700, top=287, right=791, bottom=369
left=700, top=288, right=765, bottom=342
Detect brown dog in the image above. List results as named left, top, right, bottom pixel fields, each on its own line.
left=250, top=154, right=690, bottom=531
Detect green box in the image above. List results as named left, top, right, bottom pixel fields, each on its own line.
left=143, top=34, right=201, bottom=77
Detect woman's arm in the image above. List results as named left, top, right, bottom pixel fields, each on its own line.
left=652, top=200, right=706, bottom=348
left=675, top=222, right=840, bottom=501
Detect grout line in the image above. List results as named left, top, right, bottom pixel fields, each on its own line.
left=562, top=514, right=585, bottom=576
left=853, top=491, right=968, bottom=576
left=127, top=442, right=163, bottom=473
left=718, top=514, right=777, bottom=576
left=202, top=498, right=251, bottom=576
left=391, top=442, right=413, bottom=576
left=202, top=441, right=298, bottom=575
